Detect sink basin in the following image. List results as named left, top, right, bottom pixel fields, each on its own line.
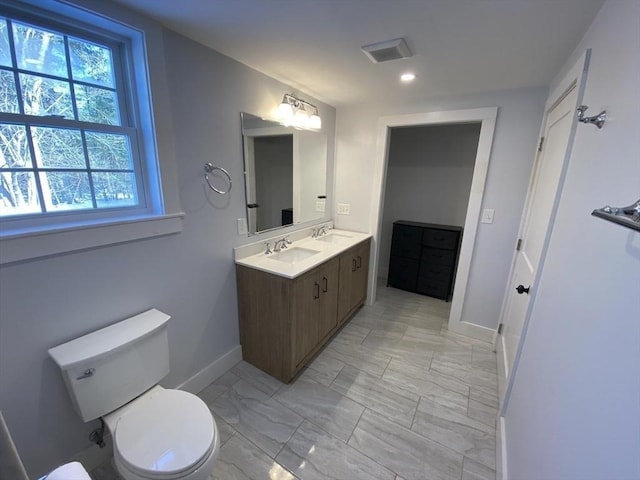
left=315, top=233, right=352, bottom=244
left=270, top=247, right=321, bottom=264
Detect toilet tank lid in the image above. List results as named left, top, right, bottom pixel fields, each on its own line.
left=48, top=309, right=170, bottom=370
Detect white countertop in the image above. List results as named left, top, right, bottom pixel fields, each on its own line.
left=234, top=229, right=371, bottom=279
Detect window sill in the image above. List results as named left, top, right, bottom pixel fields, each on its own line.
left=0, top=213, right=184, bottom=265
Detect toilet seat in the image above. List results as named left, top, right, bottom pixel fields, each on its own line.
left=113, top=389, right=216, bottom=479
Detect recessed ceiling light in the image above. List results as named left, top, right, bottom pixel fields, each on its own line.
left=400, top=72, right=416, bottom=82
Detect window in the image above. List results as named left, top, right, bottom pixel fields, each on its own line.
left=0, top=2, right=182, bottom=264
left=0, top=14, right=144, bottom=218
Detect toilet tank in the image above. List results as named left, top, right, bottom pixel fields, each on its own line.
left=48, top=309, right=170, bottom=422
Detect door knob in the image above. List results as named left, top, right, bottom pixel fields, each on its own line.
left=515, top=284, right=530, bottom=295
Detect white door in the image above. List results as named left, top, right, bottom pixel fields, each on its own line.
left=496, top=52, right=591, bottom=409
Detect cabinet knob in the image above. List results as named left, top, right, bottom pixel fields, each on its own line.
left=515, top=284, right=530, bottom=295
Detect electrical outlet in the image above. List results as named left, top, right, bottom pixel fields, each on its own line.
left=237, top=218, right=248, bottom=235
left=337, top=203, right=351, bottom=215
left=315, top=200, right=325, bottom=212
left=481, top=209, right=495, bottom=224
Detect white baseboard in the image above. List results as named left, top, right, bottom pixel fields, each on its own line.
left=69, top=436, right=113, bottom=476
left=177, top=345, right=243, bottom=394
left=447, top=319, right=495, bottom=343
left=497, top=415, right=508, bottom=480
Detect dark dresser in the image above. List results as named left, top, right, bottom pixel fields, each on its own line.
left=388, top=220, right=463, bottom=301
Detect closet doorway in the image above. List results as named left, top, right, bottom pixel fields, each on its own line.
left=369, top=108, right=497, bottom=339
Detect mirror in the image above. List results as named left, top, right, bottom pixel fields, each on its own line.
left=241, top=112, right=327, bottom=235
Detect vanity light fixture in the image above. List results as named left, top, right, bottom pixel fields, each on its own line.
left=400, top=72, right=416, bottom=82
left=277, top=93, right=322, bottom=130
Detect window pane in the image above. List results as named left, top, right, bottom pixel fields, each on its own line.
left=40, top=170, right=92, bottom=211
left=0, top=171, right=41, bottom=217
left=13, top=21, right=67, bottom=78
left=0, top=19, right=11, bottom=67
left=93, top=172, right=137, bottom=208
left=31, top=127, right=85, bottom=168
left=75, top=84, right=120, bottom=125
left=20, top=73, right=73, bottom=118
left=0, top=70, right=19, bottom=113
left=69, top=38, right=114, bottom=88
left=86, top=132, right=131, bottom=170
left=0, top=123, right=32, bottom=168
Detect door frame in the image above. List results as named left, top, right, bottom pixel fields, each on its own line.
left=368, top=107, right=498, bottom=341
left=496, top=50, right=592, bottom=415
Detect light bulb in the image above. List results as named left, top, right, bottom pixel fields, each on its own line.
left=278, top=101, right=293, bottom=124
left=294, top=108, right=309, bottom=128
left=309, top=113, right=322, bottom=130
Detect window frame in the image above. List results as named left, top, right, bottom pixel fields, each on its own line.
left=0, top=0, right=183, bottom=264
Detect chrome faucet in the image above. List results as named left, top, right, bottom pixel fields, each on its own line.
left=264, top=242, right=272, bottom=255
left=317, top=225, right=328, bottom=237
left=274, top=238, right=290, bottom=252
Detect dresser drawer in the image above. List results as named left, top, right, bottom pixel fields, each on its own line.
left=388, top=256, right=419, bottom=291
left=390, top=225, right=422, bottom=259
left=421, top=248, right=456, bottom=266
left=419, top=263, right=453, bottom=282
left=416, top=278, right=449, bottom=299
left=422, top=229, right=459, bottom=250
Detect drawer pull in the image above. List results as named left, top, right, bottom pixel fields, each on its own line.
left=357, top=255, right=362, bottom=269
left=352, top=259, right=357, bottom=272
left=322, top=276, right=328, bottom=293
left=314, top=282, right=320, bottom=299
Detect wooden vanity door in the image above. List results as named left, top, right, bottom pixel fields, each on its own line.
left=291, top=258, right=338, bottom=369
left=316, top=258, right=339, bottom=341
left=337, top=239, right=371, bottom=324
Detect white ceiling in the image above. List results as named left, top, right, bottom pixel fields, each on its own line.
left=113, top=0, right=604, bottom=107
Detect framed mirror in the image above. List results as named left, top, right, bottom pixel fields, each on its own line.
left=241, top=112, right=328, bottom=235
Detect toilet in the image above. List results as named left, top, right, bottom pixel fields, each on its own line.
left=48, top=309, right=219, bottom=480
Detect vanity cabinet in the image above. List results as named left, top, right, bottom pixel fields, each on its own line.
left=236, top=238, right=370, bottom=383
left=388, top=221, right=462, bottom=301
left=337, top=239, right=371, bottom=325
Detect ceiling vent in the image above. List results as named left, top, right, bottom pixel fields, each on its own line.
left=361, top=38, right=412, bottom=64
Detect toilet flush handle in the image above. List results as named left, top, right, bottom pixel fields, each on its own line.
left=76, top=368, right=95, bottom=380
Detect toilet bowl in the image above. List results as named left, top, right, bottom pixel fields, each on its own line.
left=105, top=386, right=219, bottom=480
left=48, top=309, right=219, bottom=480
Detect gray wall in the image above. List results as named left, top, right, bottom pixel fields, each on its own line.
left=334, top=87, right=548, bottom=330
left=0, top=6, right=335, bottom=478
left=503, top=1, right=640, bottom=477
left=378, top=123, right=480, bottom=279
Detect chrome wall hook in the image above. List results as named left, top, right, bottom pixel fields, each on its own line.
left=577, top=105, right=606, bottom=129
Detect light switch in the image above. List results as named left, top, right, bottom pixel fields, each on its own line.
left=481, top=209, right=495, bottom=224
left=337, top=203, right=351, bottom=215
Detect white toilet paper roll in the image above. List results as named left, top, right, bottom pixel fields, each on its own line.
left=44, top=461, right=91, bottom=480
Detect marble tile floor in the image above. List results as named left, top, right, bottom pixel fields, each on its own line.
left=90, top=284, right=498, bottom=480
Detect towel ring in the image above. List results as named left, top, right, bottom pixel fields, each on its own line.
left=204, top=163, right=232, bottom=195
